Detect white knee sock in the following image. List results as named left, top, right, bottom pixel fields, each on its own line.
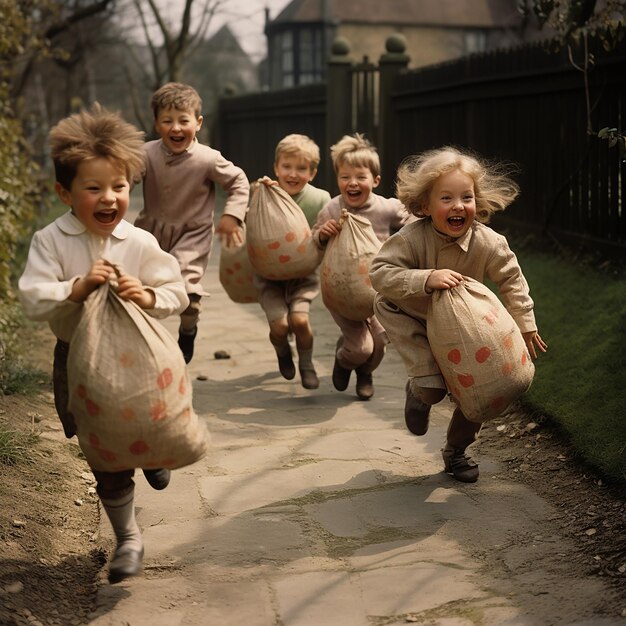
left=100, top=490, right=143, bottom=554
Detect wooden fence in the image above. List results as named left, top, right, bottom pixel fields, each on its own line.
left=216, top=35, right=626, bottom=258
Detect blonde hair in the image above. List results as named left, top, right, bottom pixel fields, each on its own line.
left=396, top=146, right=520, bottom=223
left=330, top=133, right=380, bottom=177
left=275, top=134, right=321, bottom=170
left=151, top=82, right=202, bottom=118
left=49, top=103, right=145, bottom=190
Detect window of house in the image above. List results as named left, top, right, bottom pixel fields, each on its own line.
left=464, top=30, right=487, bottom=54
left=281, top=31, right=294, bottom=87
left=270, top=26, right=324, bottom=88
left=299, top=28, right=323, bottom=85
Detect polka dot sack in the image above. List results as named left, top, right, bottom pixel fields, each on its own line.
left=427, top=277, right=535, bottom=423
left=67, top=270, right=209, bottom=472
left=219, top=223, right=258, bottom=303
left=246, top=180, right=322, bottom=280
left=320, top=209, right=382, bottom=321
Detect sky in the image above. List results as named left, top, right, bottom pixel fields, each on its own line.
left=214, top=0, right=291, bottom=62
left=160, top=0, right=291, bottom=63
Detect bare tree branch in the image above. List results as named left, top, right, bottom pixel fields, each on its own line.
left=45, top=0, right=116, bottom=41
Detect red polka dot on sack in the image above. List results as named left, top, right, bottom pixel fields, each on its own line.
left=490, top=396, right=506, bottom=411
left=279, top=255, right=291, bottom=263
left=268, top=241, right=280, bottom=250
left=448, top=349, right=462, bottom=364
left=76, top=384, right=87, bottom=399
left=129, top=440, right=149, bottom=455
left=285, top=232, right=296, bottom=242
left=85, top=398, right=100, bottom=416
left=458, top=373, right=475, bottom=388
left=157, top=368, right=173, bottom=389
left=98, top=448, right=117, bottom=462
left=178, top=376, right=186, bottom=394
left=475, top=346, right=491, bottom=363
left=119, top=352, right=135, bottom=368
left=120, top=407, right=136, bottom=421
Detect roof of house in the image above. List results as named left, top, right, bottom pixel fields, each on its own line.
left=271, top=0, right=523, bottom=28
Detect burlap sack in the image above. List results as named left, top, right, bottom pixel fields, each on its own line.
left=427, top=277, right=535, bottom=422
left=320, top=210, right=382, bottom=321
left=246, top=180, right=321, bottom=280
left=67, top=273, right=209, bottom=472
left=218, top=224, right=258, bottom=303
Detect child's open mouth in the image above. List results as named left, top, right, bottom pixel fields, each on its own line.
left=448, top=216, right=465, bottom=229
left=95, top=210, right=117, bottom=224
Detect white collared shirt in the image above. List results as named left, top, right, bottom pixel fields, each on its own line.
left=18, top=211, right=189, bottom=342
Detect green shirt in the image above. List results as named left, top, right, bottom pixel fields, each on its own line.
left=292, top=183, right=331, bottom=227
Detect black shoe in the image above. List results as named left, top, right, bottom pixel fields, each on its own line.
left=355, top=368, right=374, bottom=400
left=404, top=381, right=431, bottom=435
left=299, top=367, right=319, bottom=390
left=178, top=327, right=198, bottom=364
left=332, top=356, right=352, bottom=391
left=442, top=444, right=479, bottom=483
left=143, top=468, right=171, bottom=490
left=108, top=546, right=144, bottom=584
left=277, top=350, right=296, bottom=380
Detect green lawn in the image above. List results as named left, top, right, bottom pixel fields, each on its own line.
left=515, top=248, right=626, bottom=485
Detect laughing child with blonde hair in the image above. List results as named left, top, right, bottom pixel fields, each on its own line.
left=370, top=146, right=547, bottom=483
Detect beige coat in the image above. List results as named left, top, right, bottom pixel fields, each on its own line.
left=370, top=218, right=537, bottom=380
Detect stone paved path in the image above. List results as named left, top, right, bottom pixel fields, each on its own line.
left=88, top=243, right=625, bottom=626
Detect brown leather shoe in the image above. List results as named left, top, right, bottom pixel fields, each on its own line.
left=404, top=381, right=431, bottom=435
left=143, top=468, right=171, bottom=490
left=178, top=327, right=197, bottom=364
left=355, top=369, right=374, bottom=400
left=277, top=350, right=296, bottom=380
left=442, top=444, right=479, bottom=483
left=108, top=546, right=144, bottom=584
left=332, top=356, right=352, bottom=391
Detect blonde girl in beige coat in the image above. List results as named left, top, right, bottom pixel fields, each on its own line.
left=370, top=146, right=547, bottom=483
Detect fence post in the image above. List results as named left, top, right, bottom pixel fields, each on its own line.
left=325, top=37, right=353, bottom=193
left=378, top=34, right=410, bottom=197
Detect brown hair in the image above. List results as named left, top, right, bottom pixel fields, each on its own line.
left=150, top=82, right=202, bottom=119
left=395, top=146, right=520, bottom=223
left=330, top=133, right=380, bottom=177
left=49, top=103, right=145, bottom=190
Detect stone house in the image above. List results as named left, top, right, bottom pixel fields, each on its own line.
left=263, top=0, right=545, bottom=90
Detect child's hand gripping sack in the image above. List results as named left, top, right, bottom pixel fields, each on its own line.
left=246, top=179, right=321, bottom=280
left=427, top=277, right=535, bottom=422
left=320, top=209, right=382, bottom=321
left=67, top=269, right=209, bottom=471
left=219, top=222, right=258, bottom=303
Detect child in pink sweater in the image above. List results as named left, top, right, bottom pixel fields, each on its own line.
left=312, top=133, right=413, bottom=400
left=135, top=82, right=250, bottom=363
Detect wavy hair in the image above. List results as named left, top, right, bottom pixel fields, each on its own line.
left=330, top=133, right=380, bottom=177
left=395, top=146, right=520, bottom=223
